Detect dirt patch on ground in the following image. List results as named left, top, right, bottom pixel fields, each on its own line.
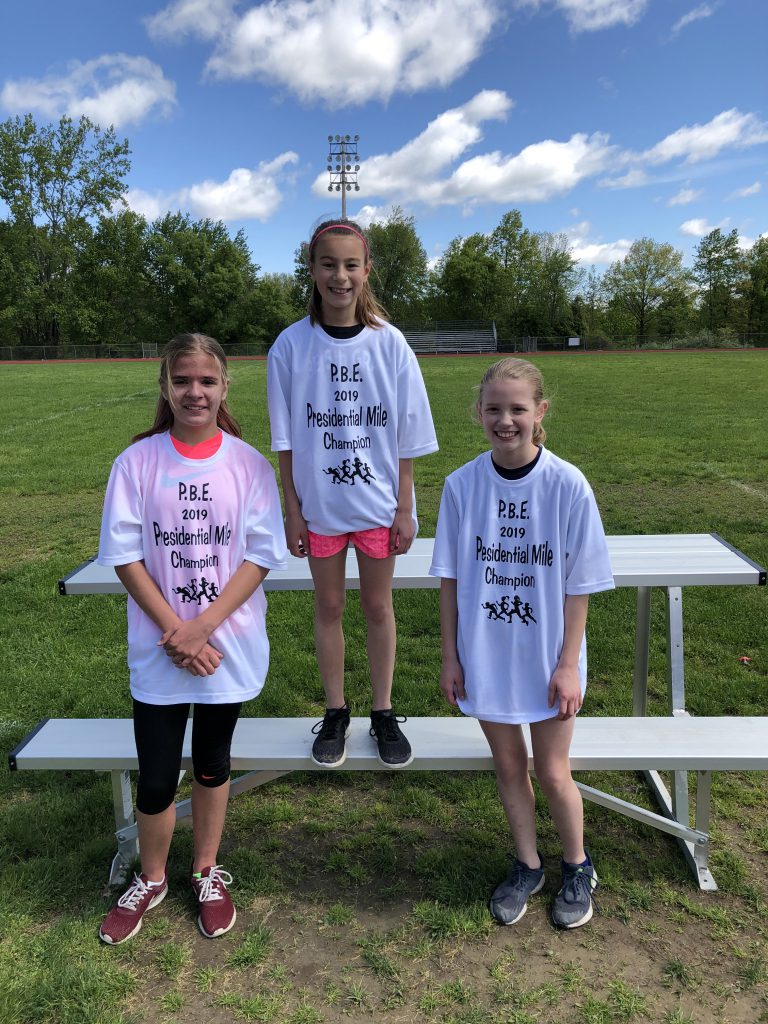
left=113, top=775, right=768, bottom=1024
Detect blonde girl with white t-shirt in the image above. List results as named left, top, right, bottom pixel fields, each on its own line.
left=98, top=334, right=286, bottom=945
left=430, top=358, right=614, bottom=929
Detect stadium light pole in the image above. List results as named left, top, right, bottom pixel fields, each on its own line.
left=327, top=134, right=360, bottom=219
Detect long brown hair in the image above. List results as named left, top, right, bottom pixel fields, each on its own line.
left=306, top=219, right=387, bottom=328
left=476, top=358, right=548, bottom=446
left=132, top=333, right=242, bottom=443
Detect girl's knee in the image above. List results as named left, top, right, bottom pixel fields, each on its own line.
left=493, top=750, right=530, bottom=788
left=359, top=594, right=394, bottom=626
left=314, top=592, right=346, bottom=624
left=193, top=763, right=230, bottom=788
left=136, top=775, right=178, bottom=815
left=533, top=759, right=575, bottom=798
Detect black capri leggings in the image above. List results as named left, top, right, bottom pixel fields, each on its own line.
left=133, top=699, right=242, bottom=815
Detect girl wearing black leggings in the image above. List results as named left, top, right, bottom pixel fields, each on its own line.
left=97, top=334, right=287, bottom=944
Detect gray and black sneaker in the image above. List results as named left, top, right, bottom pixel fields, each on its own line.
left=551, top=852, right=598, bottom=929
left=311, top=706, right=351, bottom=767
left=489, top=855, right=545, bottom=925
left=369, top=709, right=413, bottom=767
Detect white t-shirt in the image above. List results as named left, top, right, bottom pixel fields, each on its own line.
left=98, top=431, right=288, bottom=705
left=267, top=317, right=438, bottom=534
left=430, top=448, right=615, bottom=724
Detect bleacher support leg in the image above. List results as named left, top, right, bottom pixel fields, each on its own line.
left=110, top=769, right=138, bottom=886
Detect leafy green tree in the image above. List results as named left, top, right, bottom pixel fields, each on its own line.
left=292, top=241, right=312, bottom=312
left=144, top=213, right=261, bottom=345
left=253, top=272, right=305, bottom=344
left=430, top=233, right=500, bottom=322
left=489, top=210, right=539, bottom=336
left=742, top=236, right=768, bottom=339
left=71, top=209, right=150, bottom=348
left=0, top=114, right=130, bottom=346
left=366, top=207, right=429, bottom=322
left=692, top=228, right=744, bottom=332
left=529, top=231, right=577, bottom=336
left=571, top=266, right=609, bottom=341
left=603, top=238, right=688, bottom=341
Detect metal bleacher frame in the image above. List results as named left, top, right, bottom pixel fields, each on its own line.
left=397, top=320, right=497, bottom=355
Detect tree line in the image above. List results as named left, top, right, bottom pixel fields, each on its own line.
left=2, top=114, right=767, bottom=354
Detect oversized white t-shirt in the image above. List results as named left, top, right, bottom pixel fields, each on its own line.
left=98, top=431, right=288, bottom=705
left=430, top=448, right=614, bottom=724
left=267, top=318, right=438, bottom=534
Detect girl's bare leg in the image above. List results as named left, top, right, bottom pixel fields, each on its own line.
left=136, top=806, right=176, bottom=882
left=191, top=779, right=230, bottom=872
left=356, top=550, right=396, bottom=710
left=529, top=716, right=585, bottom=864
left=480, top=720, right=539, bottom=868
left=308, top=549, right=348, bottom=707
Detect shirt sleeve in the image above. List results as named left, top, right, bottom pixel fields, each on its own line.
left=429, top=478, right=459, bottom=579
left=97, top=458, right=144, bottom=566
left=396, top=342, right=439, bottom=459
left=564, top=488, right=615, bottom=595
left=266, top=335, right=293, bottom=452
left=244, top=459, right=289, bottom=571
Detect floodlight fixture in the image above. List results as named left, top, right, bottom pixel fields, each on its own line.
left=326, top=132, right=361, bottom=218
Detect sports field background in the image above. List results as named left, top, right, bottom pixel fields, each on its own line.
left=1, top=352, right=767, bottom=1024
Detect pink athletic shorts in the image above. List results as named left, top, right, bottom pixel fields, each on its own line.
left=307, top=526, right=391, bottom=559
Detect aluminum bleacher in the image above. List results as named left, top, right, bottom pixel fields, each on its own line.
left=397, top=320, right=497, bottom=354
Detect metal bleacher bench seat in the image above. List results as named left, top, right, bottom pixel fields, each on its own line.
left=10, top=533, right=766, bottom=890
left=11, top=714, right=768, bottom=890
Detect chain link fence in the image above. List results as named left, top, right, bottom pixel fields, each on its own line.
left=2, top=330, right=767, bottom=361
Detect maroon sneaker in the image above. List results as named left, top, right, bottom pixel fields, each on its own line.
left=99, top=871, right=168, bottom=945
left=191, top=865, right=236, bottom=938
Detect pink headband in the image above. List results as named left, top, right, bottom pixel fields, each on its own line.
left=309, top=224, right=369, bottom=260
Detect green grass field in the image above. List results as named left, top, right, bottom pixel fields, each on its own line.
left=1, top=352, right=767, bottom=1024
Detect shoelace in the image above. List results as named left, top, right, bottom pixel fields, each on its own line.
left=370, top=713, right=407, bottom=740
left=117, top=873, right=156, bottom=910
left=312, top=709, right=348, bottom=738
left=504, top=859, right=540, bottom=894
left=559, top=866, right=598, bottom=906
left=195, top=867, right=233, bottom=903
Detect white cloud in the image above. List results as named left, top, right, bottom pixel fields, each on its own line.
left=600, top=168, right=649, bottom=189
left=312, top=92, right=615, bottom=208
left=145, top=0, right=237, bottom=41
left=124, top=188, right=170, bottom=221
left=124, top=153, right=299, bottom=222
left=352, top=205, right=391, bottom=229
left=669, top=3, right=717, bottom=39
left=667, top=186, right=704, bottom=206
left=728, top=181, right=762, bottom=199
left=425, top=132, right=615, bottom=205
left=643, top=109, right=768, bottom=165
left=594, top=109, right=768, bottom=192
left=680, top=217, right=730, bottom=237
left=518, top=0, right=648, bottom=33
left=314, top=96, right=767, bottom=215
left=186, top=155, right=299, bottom=220
left=312, top=91, right=512, bottom=198
left=565, top=219, right=632, bottom=264
left=0, top=54, right=176, bottom=128
left=150, top=0, right=500, bottom=107
left=571, top=238, right=633, bottom=264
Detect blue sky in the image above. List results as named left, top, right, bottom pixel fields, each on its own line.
left=1, top=0, right=766, bottom=276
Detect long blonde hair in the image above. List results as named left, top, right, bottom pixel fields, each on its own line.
left=306, top=219, right=387, bottom=328
left=132, top=333, right=242, bottom=443
left=477, top=358, right=548, bottom=446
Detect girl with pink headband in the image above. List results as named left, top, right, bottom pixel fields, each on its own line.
left=267, top=219, right=438, bottom=769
